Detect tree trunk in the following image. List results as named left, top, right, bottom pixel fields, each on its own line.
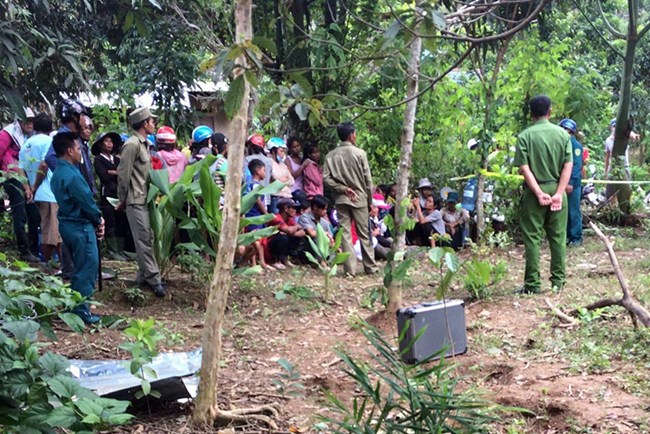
left=387, top=18, right=422, bottom=315
left=609, top=4, right=639, bottom=214
left=192, top=0, right=252, bottom=427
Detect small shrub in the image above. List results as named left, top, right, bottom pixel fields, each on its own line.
left=271, top=358, right=305, bottom=397
left=119, top=318, right=164, bottom=399
left=463, top=258, right=507, bottom=300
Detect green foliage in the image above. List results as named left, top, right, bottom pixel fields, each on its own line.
left=305, top=224, right=350, bottom=300
left=147, top=159, right=282, bottom=273
left=274, top=283, right=315, bottom=301
left=119, top=318, right=164, bottom=400
left=271, top=358, right=305, bottom=398
left=428, top=247, right=461, bottom=300
left=321, top=321, right=500, bottom=433
left=0, top=252, right=133, bottom=432
left=176, top=246, right=213, bottom=284
left=463, top=258, right=507, bottom=300
left=123, top=286, right=147, bottom=307
left=383, top=250, right=414, bottom=291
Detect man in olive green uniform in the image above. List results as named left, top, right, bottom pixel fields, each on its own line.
left=323, top=121, right=378, bottom=276
left=117, top=107, right=165, bottom=297
left=514, top=95, right=573, bottom=293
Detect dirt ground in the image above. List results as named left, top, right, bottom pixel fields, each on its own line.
left=47, top=231, right=650, bottom=433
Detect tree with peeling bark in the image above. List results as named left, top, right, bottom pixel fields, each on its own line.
left=192, top=0, right=253, bottom=427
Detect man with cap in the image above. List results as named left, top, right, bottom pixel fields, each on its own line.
left=559, top=119, right=583, bottom=246
left=323, top=121, right=378, bottom=276
left=117, top=107, right=165, bottom=297
left=416, top=178, right=434, bottom=207
left=514, top=95, right=572, bottom=294
left=0, top=107, right=40, bottom=261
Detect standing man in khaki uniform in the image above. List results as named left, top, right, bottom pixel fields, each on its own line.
left=117, top=107, right=165, bottom=297
left=323, top=121, right=378, bottom=276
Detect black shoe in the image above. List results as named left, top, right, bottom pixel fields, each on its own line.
left=514, top=285, right=540, bottom=295
left=19, top=252, right=41, bottom=263
left=150, top=283, right=166, bottom=298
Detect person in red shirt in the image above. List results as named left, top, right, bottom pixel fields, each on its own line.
left=266, top=198, right=306, bottom=268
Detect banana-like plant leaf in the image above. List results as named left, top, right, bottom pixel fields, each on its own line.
left=237, top=226, right=278, bottom=246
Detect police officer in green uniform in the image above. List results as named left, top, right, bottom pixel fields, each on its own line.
left=514, top=95, right=573, bottom=294
left=50, top=132, right=105, bottom=324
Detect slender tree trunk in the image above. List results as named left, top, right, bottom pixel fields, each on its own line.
left=192, top=0, right=252, bottom=426
left=609, top=3, right=639, bottom=214
left=387, top=19, right=422, bottom=314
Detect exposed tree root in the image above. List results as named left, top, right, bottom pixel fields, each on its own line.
left=214, top=404, right=281, bottom=430
left=569, top=222, right=650, bottom=327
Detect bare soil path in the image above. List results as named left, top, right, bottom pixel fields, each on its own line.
left=50, top=233, right=650, bottom=433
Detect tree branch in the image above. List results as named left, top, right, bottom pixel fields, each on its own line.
left=317, top=44, right=475, bottom=112
left=597, top=0, right=626, bottom=39
left=587, top=221, right=650, bottom=327
left=571, top=0, right=625, bottom=60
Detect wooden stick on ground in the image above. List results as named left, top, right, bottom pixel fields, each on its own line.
left=544, top=298, right=578, bottom=326
left=573, top=222, right=650, bottom=327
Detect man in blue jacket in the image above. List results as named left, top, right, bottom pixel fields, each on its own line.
left=50, top=132, right=104, bottom=324
left=559, top=119, right=583, bottom=246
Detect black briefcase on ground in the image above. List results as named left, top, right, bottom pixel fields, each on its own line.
left=396, top=299, right=467, bottom=364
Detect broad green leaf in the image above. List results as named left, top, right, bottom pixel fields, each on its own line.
left=48, top=375, right=84, bottom=399
left=39, top=352, right=70, bottom=379
left=46, top=405, right=77, bottom=428
left=333, top=252, right=350, bottom=265
left=141, top=379, right=151, bottom=396
left=149, top=169, right=170, bottom=196
left=316, top=224, right=330, bottom=258
left=224, top=75, right=245, bottom=120
left=3, top=320, right=39, bottom=342
left=428, top=247, right=444, bottom=265
left=304, top=251, right=319, bottom=266
left=252, top=36, right=277, bottom=55
left=444, top=251, right=460, bottom=273
left=237, top=226, right=277, bottom=246
left=58, top=312, right=86, bottom=333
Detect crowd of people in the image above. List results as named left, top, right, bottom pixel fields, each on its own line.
left=5, top=93, right=620, bottom=322
left=0, top=102, right=475, bottom=323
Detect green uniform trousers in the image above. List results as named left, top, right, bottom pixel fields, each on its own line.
left=520, top=183, right=567, bottom=291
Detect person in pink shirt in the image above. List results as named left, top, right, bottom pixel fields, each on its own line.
left=156, top=126, right=188, bottom=183
left=285, top=137, right=309, bottom=193
left=302, top=142, right=323, bottom=199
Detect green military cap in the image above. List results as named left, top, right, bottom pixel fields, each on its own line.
left=128, top=107, right=158, bottom=126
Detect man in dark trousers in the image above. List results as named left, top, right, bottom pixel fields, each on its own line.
left=117, top=107, right=165, bottom=297
left=45, top=99, right=94, bottom=279
left=323, top=121, right=378, bottom=276
left=514, top=95, right=572, bottom=294
left=559, top=118, right=583, bottom=247
left=50, top=132, right=104, bottom=324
